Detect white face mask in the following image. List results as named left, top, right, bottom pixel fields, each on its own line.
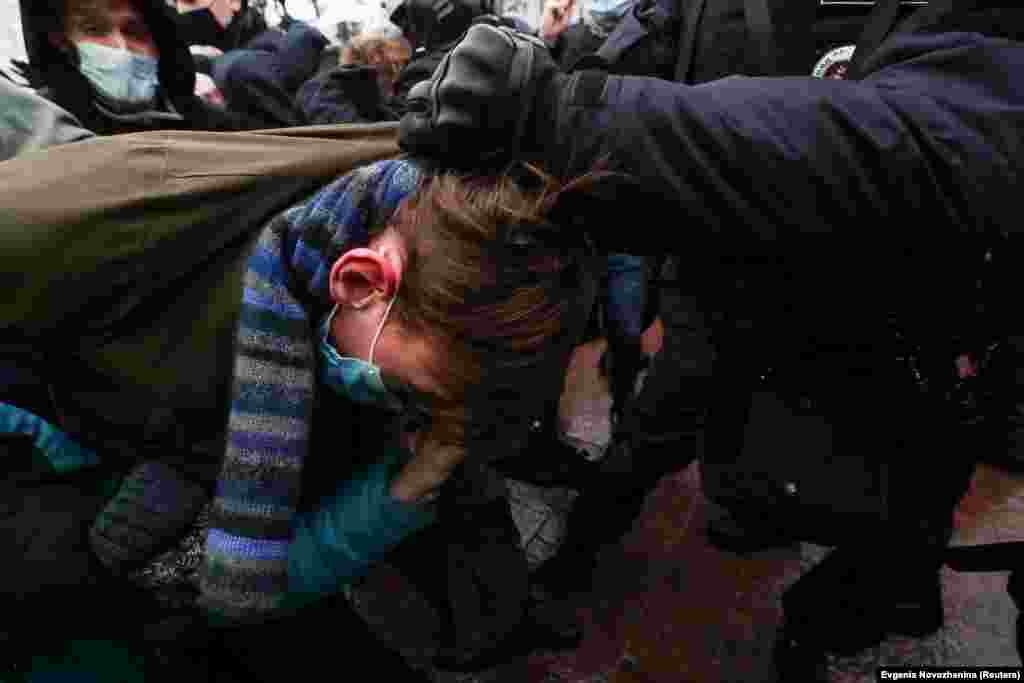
left=75, top=41, right=160, bottom=110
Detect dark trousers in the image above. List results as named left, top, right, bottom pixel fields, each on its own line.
left=217, top=592, right=427, bottom=682
left=780, top=401, right=978, bottom=653
left=547, top=285, right=712, bottom=573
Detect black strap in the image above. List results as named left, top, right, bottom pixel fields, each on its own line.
left=847, top=0, right=980, bottom=79
left=743, top=0, right=778, bottom=76
left=593, top=3, right=650, bottom=71
left=674, top=0, right=708, bottom=83
left=847, top=0, right=906, bottom=79
left=569, top=69, right=610, bottom=107
left=675, top=0, right=779, bottom=82
left=945, top=542, right=1024, bottom=572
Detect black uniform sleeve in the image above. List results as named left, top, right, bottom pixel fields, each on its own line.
left=545, top=32, right=1023, bottom=256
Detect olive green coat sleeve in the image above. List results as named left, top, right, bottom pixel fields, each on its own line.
left=0, top=123, right=399, bottom=434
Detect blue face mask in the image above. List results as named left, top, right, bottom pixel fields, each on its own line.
left=583, top=0, right=633, bottom=37
left=319, top=297, right=405, bottom=412
left=588, top=0, right=633, bottom=17
left=75, top=41, right=160, bottom=110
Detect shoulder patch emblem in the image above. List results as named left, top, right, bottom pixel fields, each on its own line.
left=812, top=44, right=856, bottom=80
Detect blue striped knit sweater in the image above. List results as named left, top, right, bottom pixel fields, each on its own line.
left=198, top=159, right=423, bottom=621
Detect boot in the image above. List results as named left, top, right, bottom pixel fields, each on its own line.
left=532, top=438, right=685, bottom=599
left=781, top=548, right=888, bottom=656
left=883, top=562, right=945, bottom=638
left=773, top=628, right=830, bottom=683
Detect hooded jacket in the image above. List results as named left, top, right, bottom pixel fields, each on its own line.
left=389, top=0, right=493, bottom=104
left=297, top=64, right=403, bottom=126
left=390, top=0, right=493, bottom=53
left=211, top=20, right=328, bottom=128
left=19, top=0, right=254, bottom=135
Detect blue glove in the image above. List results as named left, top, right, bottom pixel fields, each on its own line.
left=286, top=446, right=437, bottom=606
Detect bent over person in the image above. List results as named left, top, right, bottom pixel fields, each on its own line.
left=0, top=124, right=600, bottom=679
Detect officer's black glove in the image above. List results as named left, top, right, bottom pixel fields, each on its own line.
left=399, top=23, right=565, bottom=168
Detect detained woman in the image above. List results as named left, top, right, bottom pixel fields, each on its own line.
left=0, top=154, right=603, bottom=678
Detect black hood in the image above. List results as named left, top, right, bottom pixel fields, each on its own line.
left=174, top=0, right=269, bottom=52
left=390, top=0, right=494, bottom=52
left=20, top=0, right=198, bottom=125
left=222, top=2, right=269, bottom=51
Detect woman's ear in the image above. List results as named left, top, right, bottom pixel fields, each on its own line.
left=329, top=248, right=396, bottom=308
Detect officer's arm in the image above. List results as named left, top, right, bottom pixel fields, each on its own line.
left=402, top=26, right=1016, bottom=255
left=549, top=72, right=965, bottom=252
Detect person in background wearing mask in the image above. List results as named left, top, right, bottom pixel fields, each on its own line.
left=17, top=0, right=255, bottom=135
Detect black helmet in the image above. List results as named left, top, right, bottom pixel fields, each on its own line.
left=390, top=0, right=496, bottom=51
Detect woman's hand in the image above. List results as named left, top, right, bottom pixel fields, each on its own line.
left=542, top=0, right=575, bottom=46
left=391, top=430, right=464, bottom=504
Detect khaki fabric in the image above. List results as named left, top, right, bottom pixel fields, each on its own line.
left=0, top=123, right=399, bottom=453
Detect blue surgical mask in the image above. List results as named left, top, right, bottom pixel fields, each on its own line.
left=319, top=297, right=405, bottom=412
left=75, top=41, right=160, bottom=110
left=588, top=0, right=634, bottom=17
left=587, top=0, right=633, bottom=33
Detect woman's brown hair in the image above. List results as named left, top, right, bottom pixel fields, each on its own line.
left=383, top=162, right=614, bottom=451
